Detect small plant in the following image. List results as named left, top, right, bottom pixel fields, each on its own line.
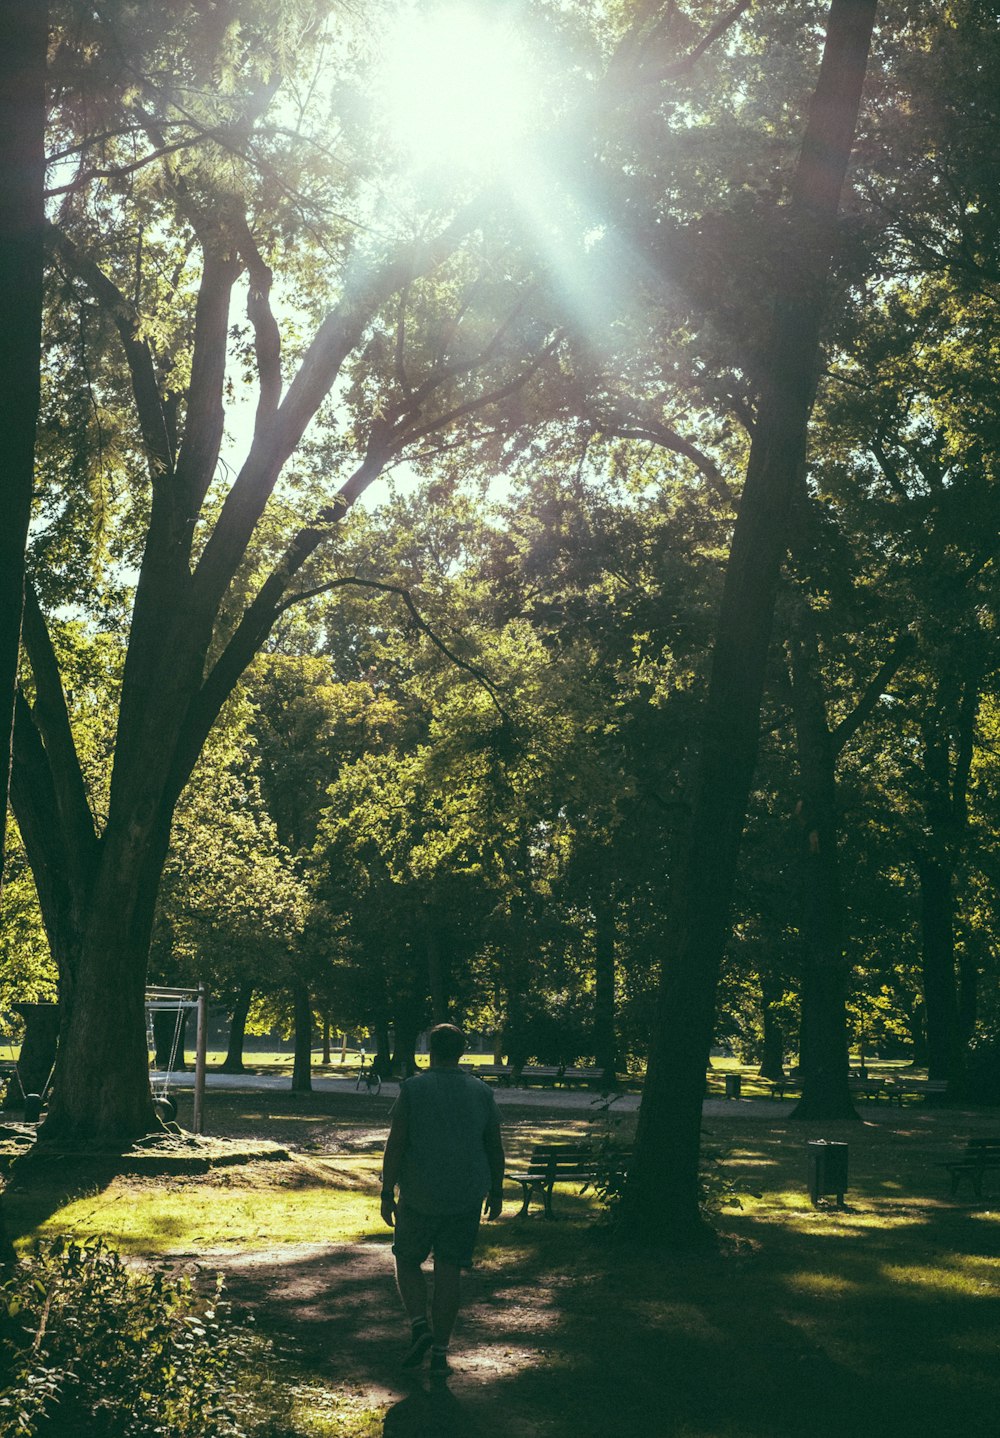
left=0, top=1237, right=291, bottom=1437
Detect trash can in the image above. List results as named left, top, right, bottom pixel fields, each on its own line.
left=724, top=1073, right=742, bottom=1099
left=23, top=1093, right=43, bottom=1124
left=807, top=1139, right=849, bottom=1205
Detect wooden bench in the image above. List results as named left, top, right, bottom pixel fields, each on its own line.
left=507, top=1142, right=627, bottom=1218
left=886, top=1078, right=948, bottom=1107
left=763, top=1074, right=801, bottom=1100
left=848, top=1075, right=886, bottom=1102
left=516, top=1065, right=562, bottom=1087
left=559, top=1066, right=615, bottom=1090
left=463, top=1063, right=515, bottom=1085
left=939, top=1139, right=1000, bottom=1197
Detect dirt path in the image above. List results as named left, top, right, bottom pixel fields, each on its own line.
left=182, top=1239, right=554, bottom=1437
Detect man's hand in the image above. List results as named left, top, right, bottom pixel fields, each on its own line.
left=485, top=1189, right=503, bottom=1221
left=380, top=1190, right=396, bottom=1227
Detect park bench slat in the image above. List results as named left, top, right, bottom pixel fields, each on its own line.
left=517, top=1065, right=562, bottom=1087
left=559, top=1066, right=616, bottom=1090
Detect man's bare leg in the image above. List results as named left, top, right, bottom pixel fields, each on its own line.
left=430, top=1258, right=462, bottom=1376
left=395, top=1257, right=428, bottom=1321
left=396, top=1259, right=434, bottom=1368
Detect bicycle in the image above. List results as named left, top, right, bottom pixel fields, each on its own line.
left=355, top=1053, right=382, bottom=1096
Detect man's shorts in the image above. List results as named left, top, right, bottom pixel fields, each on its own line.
left=392, top=1202, right=482, bottom=1268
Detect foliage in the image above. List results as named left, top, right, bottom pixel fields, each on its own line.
left=0, top=1237, right=291, bottom=1438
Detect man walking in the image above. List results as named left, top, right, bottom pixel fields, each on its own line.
left=381, top=1023, right=505, bottom=1380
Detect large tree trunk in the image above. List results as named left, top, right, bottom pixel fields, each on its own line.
left=221, top=986, right=254, bottom=1073
left=41, top=842, right=168, bottom=1141
left=0, top=0, right=47, bottom=892
left=621, top=0, right=877, bottom=1247
left=786, top=625, right=856, bottom=1122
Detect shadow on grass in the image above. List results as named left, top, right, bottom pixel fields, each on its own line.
left=2, top=1144, right=122, bottom=1246
left=206, top=1191, right=1000, bottom=1438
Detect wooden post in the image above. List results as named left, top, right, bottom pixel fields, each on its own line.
left=193, top=982, right=208, bottom=1135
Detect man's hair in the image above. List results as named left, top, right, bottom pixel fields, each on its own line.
left=428, top=1024, right=466, bottom=1064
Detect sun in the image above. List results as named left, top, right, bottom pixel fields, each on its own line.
left=381, top=4, right=536, bottom=175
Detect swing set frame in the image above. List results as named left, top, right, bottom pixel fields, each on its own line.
left=146, top=982, right=209, bottom=1134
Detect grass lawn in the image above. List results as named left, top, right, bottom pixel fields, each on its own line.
left=3, top=1087, right=1000, bottom=1437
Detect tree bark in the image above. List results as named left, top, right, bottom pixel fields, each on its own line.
left=0, top=0, right=47, bottom=892
left=291, top=982, right=312, bottom=1093
left=221, top=985, right=254, bottom=1073
left=621, top=0, right=877, bottom=1247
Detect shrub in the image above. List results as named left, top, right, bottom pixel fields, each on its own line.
left=0, top=1237, right=289, bottom=1437
left=584, top=1100, right=759, bottom=1223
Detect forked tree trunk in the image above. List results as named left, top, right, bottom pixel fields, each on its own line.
left=621, top=0, right=877, bottom=1247
left=0, top=0, right=47, bottom=892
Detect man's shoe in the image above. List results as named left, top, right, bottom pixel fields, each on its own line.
left=401, top=1325, right=433, bottom=1369
left=429, top=1347, right=452, bottom=1381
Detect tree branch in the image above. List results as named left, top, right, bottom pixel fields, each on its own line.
left=830, top=631, right=917, bottom=759
left=233, top=212, right=282, bottom=432
left=190, top=203, right=482, bottom=619
left=174, top=247, right=242, bottom=512
left=9, top=690, right=82, bottom=976
left=48, top=223, right=174, bottom=486
left=277, top=576, right=510, bottom=718
left=19, top=583, right=101, bottom=868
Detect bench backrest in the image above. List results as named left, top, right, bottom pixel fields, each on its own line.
left=962, top=1139, right=1000, bottom=1158
left=522, top=1144, right=595, bottom=1179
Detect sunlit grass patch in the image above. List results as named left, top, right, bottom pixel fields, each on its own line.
left=9, top=1161, right=386, bottom=1255
left=785, top=1270, right=866, bottom=1296
left=881, top=1256, right=1000, bottom=1297
left=285, top=1382, right=384, bottom=1437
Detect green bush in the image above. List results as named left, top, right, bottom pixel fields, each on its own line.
left=0, top=1238, right=289, bottom=1437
